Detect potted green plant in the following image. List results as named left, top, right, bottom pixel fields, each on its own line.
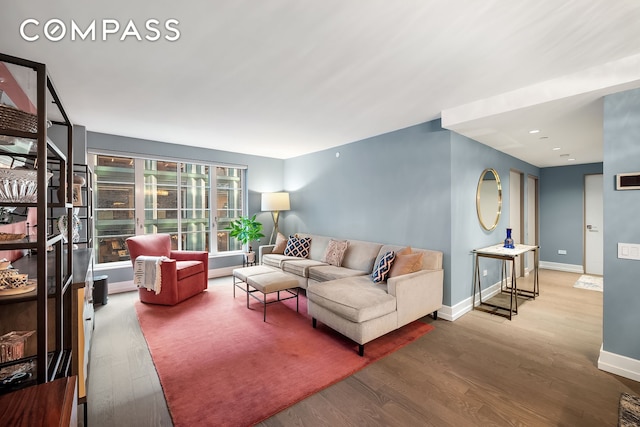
left=226, top=214, right=265, bottom=262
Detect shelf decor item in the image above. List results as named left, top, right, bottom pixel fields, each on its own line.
left=0, top=269, right=32, bottom=294
left=57, top=213, right=81, bottom=246
left=0, top=331, right=35, bottom=363
left=0, top=169, right=53, bottom=203
left=0, top=232, right=25, bottom=241
left=504, top=227, right=515, bottom=249
left=0, top=104, right=37, bottom=133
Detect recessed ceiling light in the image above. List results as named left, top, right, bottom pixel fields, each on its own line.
left=529, top=129, right=540, bottom=134
left=552, top=147, right=561, bottom=151
left=568, top=158, right=576, bottom=161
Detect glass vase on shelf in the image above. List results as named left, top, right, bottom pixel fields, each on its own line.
left=504, top=227, right=515, bottom=249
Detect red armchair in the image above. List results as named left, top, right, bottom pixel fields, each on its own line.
left=126, top=234, right=209, bottom=306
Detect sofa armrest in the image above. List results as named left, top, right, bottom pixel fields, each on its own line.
left=170, top=250, right=209, bottom=264
left=170, top=250, right=209, bottom=290
left=259, top=245, right=275, bottom=264
left=387, top=269, right=444, bottom=327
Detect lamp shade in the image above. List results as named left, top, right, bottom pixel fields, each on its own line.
left=261, top=192, right=290, bottom=211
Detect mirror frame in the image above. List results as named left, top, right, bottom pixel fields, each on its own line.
left=476, top=168, right=502, bottom=231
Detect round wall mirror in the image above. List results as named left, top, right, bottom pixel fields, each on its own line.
left=476, top=168, right=502, bottom=231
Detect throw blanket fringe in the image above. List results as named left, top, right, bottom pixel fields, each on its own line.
left=134, top=256, right=168, bottom=294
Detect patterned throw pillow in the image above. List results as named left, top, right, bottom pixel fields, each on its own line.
left=321, top=239, right=349, bottom=266
left=284, top=235, right=311, bottom=258
left=371, top=251, right=396, bottom=283
left=272, top=232, right=288, bottom=254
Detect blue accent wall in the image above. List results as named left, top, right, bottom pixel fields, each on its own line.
left=450, top=133, right=539, bottom=306
left=283, top=120, right=539, bottom=308
left=539, top=163, right=603, bottom=267
left=283, top=122, right=453, bottom=302
left=602, top=88, right=640, bottom=360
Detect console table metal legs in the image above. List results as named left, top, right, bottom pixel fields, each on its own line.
left=473, top=244, right=539, bottom=320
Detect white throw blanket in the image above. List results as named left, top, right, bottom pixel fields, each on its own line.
left=133, top=256, right=168, bottom=295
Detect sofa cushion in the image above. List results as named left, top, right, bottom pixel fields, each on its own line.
left=340, top=240, right=384, bottom=273
left=389, top=252, right=424, bottom=278
left=295, top=234, right=332, bottom=261
left=371, top=251, right=396, bottom=283
left=284, top=236, right=311, bottom=258
left=308, top=265, right=368, bottom=282
left=321, top=239, right=349, bottom=267
left=282, top=259, right=328, bottom=278
left=307, top=276, right=396, bottom=323
left=262, top=253, right=301, bottom=269
left=272, top=233, right=288, bottom=254
left=176, top=260, right=204, bottom=281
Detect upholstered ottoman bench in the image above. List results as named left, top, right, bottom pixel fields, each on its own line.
left=232, top=265, right=276, bottom=297
left=232, top=266, right=299, bottom=321
left=246, top=272, right=299, bottom=322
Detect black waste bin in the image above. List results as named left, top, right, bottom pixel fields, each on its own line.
left=93, top=275, right=109, bottom=305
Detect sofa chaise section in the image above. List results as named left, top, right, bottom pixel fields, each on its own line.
left=259, top=235, right=444, bottom=355
left=308, top=244, right=443, bottom=355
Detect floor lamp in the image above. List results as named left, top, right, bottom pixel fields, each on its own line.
left=261, top=192, right=290, bottom=244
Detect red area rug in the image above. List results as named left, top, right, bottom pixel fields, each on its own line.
left=135, top=280, right=435, bottom=426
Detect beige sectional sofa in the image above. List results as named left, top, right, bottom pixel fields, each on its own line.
left=259, top=233, right=444, bottom=356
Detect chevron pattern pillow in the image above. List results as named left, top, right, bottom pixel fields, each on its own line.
left=284, top=235, right=311, bottom=258
left=371, top=251, right=396, bottom=283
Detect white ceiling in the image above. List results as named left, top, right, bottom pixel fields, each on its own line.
left=1, top=1, right=640, bottom=166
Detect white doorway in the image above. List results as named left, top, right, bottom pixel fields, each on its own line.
left=585, top=174, right=604, bottom=275
left=510, top=170, right=524, bottom=277
left=526, top=175, right=538, bottom=274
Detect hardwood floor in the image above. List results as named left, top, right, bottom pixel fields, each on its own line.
left=86, top=270, right=640, bottom=426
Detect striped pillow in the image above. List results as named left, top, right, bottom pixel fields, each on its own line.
left=371, top=251, right=396, bottom=283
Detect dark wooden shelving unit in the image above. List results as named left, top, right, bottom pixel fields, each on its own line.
left=0, top=52, right=95, bottom=425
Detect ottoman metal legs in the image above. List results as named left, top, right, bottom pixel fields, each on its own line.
left=232, top=267, right=299, bottom=321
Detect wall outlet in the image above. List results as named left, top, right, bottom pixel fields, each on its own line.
left=558, top=249, right=567, bottom=255
left=482, top=269, right=488, bottom=277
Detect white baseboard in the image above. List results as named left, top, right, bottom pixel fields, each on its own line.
left=209, top=266, right=239, bottom=278
left=108, top=280, right=135, bottom=294
left=539, top=261, right=584, bottom=274
left=438, top=280, right=503, bottom=321
left=598, top=345, right=640, bottom=382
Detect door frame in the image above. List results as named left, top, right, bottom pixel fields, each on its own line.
left=526, top=174, right=539, bottom=275
left=584, top=173, right=604, bottom=275
left=510, top=169, right=525, bottom=277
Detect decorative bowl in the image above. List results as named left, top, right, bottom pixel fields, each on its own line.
left=0, top=270, right=29, bottom=289
left=0, top=169, right=53, bottom=203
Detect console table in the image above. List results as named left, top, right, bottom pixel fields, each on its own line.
left=473, top=243, right=539, bottom=320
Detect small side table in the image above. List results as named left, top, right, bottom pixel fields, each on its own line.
left=243, top=251, right=257, bottom=267
left=472, top=243, right=539, bottom=320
